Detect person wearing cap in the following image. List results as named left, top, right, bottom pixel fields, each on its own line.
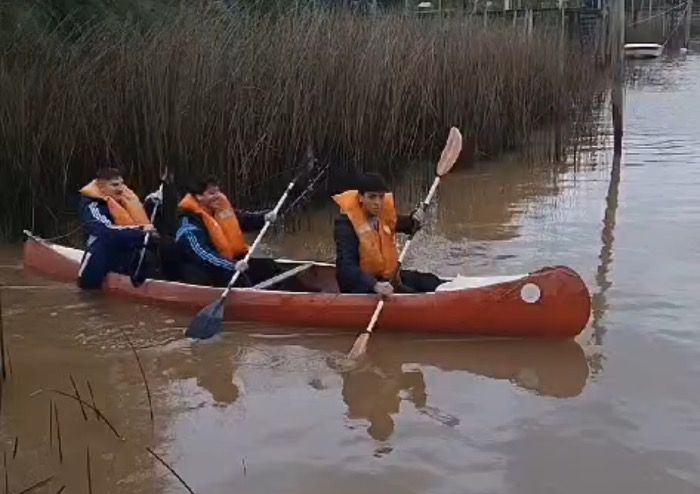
left=332, top=173, right=425, bottom=295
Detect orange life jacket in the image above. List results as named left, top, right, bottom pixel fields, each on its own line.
left=178, top=193, right=249, bottom=259
left=79, top=180, right=151, bottom=226
left=333, top=189, right=399, bottom=281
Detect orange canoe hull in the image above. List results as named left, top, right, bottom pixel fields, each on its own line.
left=22, top=237, right=591, bottom=338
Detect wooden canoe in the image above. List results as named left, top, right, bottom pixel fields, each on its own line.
left=22, top=233, right=591, bottom=338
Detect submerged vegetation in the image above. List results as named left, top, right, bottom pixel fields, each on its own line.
left=0, top=1, right=605, bottom=238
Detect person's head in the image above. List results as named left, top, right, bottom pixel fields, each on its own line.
left=357, top=173, right=389, bottom=217
left=95, top=167, right=125, bottom=199
left=187, top=175, right=222, bottom=209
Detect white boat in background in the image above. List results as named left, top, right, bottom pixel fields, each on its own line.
left=624, top=43, right=664, bottom=59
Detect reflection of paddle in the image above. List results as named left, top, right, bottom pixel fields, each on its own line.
left=184, top=156, right=317, bottom=340
left=347, top=127, right=463, bottom=361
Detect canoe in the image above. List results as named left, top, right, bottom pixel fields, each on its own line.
left=22, top=233, right=591, bottom=338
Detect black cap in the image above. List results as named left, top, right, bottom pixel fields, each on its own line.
left=357, top=172, right=389, bottom=194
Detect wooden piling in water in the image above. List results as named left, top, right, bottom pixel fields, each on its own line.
left=0, top=289, right=6, bottom=381
left=684, top=0, right=694, bottom=48
left=611, top=0, right=625, bottom=155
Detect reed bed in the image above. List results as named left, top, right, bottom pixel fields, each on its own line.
left=0, top=2, right=605, bottom=238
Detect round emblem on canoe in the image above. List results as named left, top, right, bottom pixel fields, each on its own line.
left=520, top=283, right=541, bottom=304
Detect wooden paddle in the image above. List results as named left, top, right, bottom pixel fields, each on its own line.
left=184, top=156, right=317, bottom=340
left=347, top=127, right=463, bottom=361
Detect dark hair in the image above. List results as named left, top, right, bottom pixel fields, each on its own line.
left=357, top=172, right=389, bottom=194
left=187, top=175, right=220, bottom=195
left=95, top=167, right=123, bottom=181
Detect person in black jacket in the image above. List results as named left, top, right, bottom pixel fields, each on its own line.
left=332, top=173, right=428, bottom=295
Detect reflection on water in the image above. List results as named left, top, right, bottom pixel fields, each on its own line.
left=591, top=152, right=621, bottom=352
left=3, top=54, right=700, bottom=493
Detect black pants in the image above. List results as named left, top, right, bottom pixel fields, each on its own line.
left=395, top=270, right=443, bottom=293
left=78, top=237, right=160, bottom=289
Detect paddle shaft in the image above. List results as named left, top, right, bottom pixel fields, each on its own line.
left=132, top=181, right=165, bottom=281
left=280, top=161, right=330, bottom=218
left=398, top=175, right=441, bottom=265
left=219, top=178, right=298, bottom=300
left=364, top=175, right=442, bottom=336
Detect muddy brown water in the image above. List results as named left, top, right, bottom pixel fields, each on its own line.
left=2, top=55, right=700, bottom=494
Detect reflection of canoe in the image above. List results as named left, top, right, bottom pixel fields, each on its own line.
left=255, top=334, right=590, bottom=399
left=378, top=337, right=589, bottom=398
left=23, top=234, right=591, bottom=338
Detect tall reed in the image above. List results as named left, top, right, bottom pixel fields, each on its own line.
left=0, top=3, right=605, bottom=238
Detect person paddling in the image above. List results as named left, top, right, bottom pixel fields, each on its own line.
left=333, top=172, right=430, bottom=295
left=174, top=175, right=277, bottom=287
left=77, top=167, right=159, bottom=289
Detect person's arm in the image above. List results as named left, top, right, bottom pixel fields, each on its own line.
left=80, top=200, right=145, bottom=247
left=334, top=216, right=377, bottom=293
left=177, top=219, right=236, bottom=272
left=235, top=210, right=267, bottom=232
left=396, top=206, right=425, bottom=235
left=396, top=214, right=420, bottom=235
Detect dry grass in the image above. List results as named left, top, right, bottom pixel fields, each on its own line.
left=0, top=4, right=605, bottom=238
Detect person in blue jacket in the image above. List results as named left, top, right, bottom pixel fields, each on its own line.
left=77, top=167, right=159, bottom=289
left=175, top=175, right=278, bottom=287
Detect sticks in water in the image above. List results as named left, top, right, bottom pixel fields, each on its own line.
left=16, top=475, right=54, bottom=494
left=53, top=402, right=63, bottom=464
left=121, top=330, right=154, bottom=424
left=4, top=450, right=8, bottom=494
left=86, top=446, right=93, bottom=494
left=147, top=447, right=195, bottom=494
left=48, top=400, right=54, bottom=451
left=86, top=380, right=100, bottom=421
left=69, top=374, right=88, bottom=421
left=49, top=390, right=123, bottom=440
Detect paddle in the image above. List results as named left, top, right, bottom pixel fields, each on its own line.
left=184, top=156, right=317, bottom=340
left=346, top=127, right=463, bottom=361
left=130, top=172, right=167, bottom=287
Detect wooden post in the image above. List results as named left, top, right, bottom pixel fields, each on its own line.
left=0, top=290, right=6, bottom=381
left=611, top=0, right=625, bottom=155
left=684, top=0, right=694, bottom=48
left=560, top=0, right=566, bottom=54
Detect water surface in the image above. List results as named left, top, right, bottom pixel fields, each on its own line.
left=1, top=54, right=699, bottom=494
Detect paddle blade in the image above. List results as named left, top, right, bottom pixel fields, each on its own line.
left=347, top=332, right=370, bottom=360
left=184, top=299, right=225, bottom=339
left=436, top=127, right=463, bottom=177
